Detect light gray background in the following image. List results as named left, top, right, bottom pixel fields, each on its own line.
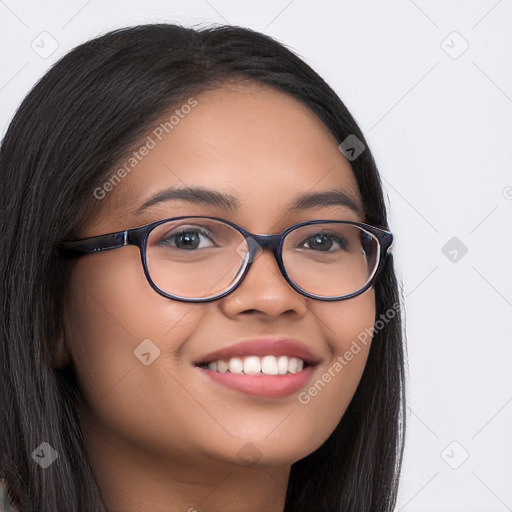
left=1, top=1, right=511, bottom=510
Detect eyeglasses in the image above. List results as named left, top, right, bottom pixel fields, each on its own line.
left=57, top=216, right=393, bottom=302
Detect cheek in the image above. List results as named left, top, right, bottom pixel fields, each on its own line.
left=325, top=288, right=376, bottom=356
left=313, top=287, right=376, bottom=365
left=64, top=249, right=204, bottom=429
left=295, top=289, right=376, bottom=446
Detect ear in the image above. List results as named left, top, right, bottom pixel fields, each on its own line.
left=51, top=333, right=71, bottom=369
left=50, top=302, right=73, bottom=369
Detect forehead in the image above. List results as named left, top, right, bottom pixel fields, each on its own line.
left=89, top=83, right=362, bottom=233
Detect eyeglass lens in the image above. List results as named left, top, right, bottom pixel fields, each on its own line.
left=145, top=218, right=380, bottom=300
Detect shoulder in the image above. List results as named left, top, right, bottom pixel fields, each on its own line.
left=0, top=478, right=19, bottom=512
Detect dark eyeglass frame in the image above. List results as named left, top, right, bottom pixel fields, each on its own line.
left=57, top=216, right=393, bottom=303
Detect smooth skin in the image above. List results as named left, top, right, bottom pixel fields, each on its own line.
left=58, top=82, right=376, bottom=512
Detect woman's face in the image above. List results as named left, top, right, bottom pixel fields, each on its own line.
left=64, top=83, right=375, bottom=472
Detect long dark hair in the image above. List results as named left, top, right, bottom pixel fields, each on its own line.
left=0, top=23, right=406, bottom=512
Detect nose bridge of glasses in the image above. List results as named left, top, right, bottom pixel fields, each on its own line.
left=243, top=233, right=282, bottom=263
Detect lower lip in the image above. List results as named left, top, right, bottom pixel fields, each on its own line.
left=196, top=365, right=317, bottom=398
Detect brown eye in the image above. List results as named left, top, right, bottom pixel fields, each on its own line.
left=159, top=227, right=215, bottom=250
left=301, top=232, right=348, bottom=252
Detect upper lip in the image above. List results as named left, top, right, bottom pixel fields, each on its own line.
left=194, top=338, right=322, bottom=366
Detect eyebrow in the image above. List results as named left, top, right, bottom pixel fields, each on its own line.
left=289, top=189, right=363, bottom=216
left=133, top=186, right=363, bottom=216
left=133, top=187, right=240, bottom=215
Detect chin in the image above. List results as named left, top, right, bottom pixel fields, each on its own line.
left=219, top=430, right=327, bottom=468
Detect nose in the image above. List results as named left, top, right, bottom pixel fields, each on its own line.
left=218, top=248, right=308, bottom=319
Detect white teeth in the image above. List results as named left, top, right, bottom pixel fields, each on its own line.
left=228, top=357, right=243, bottom=374
left=277, top=355, right=289, bottom=375
left=205, top=355, right=306, bottom=375
left=261, top=355, right=278, bottom=375
left=288, top=357, right=298, bottom=373
left=216, top=359, right=229, bottom=373
left=243, top=356, right=261, bottom=374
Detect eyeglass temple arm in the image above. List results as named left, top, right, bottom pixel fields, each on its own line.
left=57, top=231, right=128, bottom=257
left=384, top=232, right=394, bottom=253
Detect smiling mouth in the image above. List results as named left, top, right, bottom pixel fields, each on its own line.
left=195, top=355, right=313, bottom=375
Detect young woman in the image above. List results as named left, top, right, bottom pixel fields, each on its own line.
left=0, top=23, right=406, bottom=512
